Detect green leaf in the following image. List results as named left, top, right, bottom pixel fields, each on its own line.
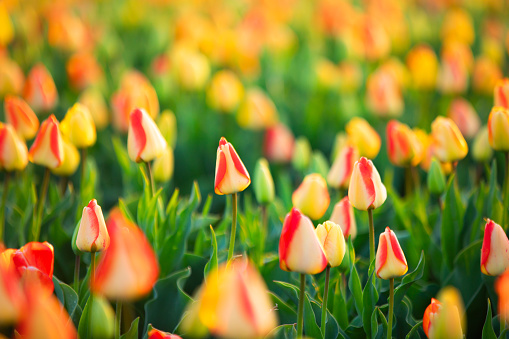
left=267, top=324, right=298, bottom=339
left=441, top=175, right=465, bottom=270
left=333, top=278, right=349, bottom=330
left=362, top=261, right=379, bottom=338
left=405, top=320, right=423, bottom=339
left=269, top=292, right=297, bottom=325
left=370, top=307, right=378, bottom=339
left=53, top=277, right=82, bottom=328
left=377, top=308, right=388, bottom=337
left=348, top=237, right=363, bottom=317
left=482, top=299, right=497, bottom=339
left=204, top=225, right=218, bottom=277
left=303, top=292, right=322, bottom=339
left=120, top=318, right=139, bottom=339
left=393, top=252, right=425, bottom=307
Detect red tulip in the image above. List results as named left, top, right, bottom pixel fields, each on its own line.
left=327, top=145, right=358, bottom=189
left=11, top=241, right=54, bottom=294
left=330, top=197, right=357, bottom=240
left=4, top=95, right=39, bottom=140
left=481, top=219, right=509, bottom=276
left=348, top=157, right=387, bottom=211
left=263, top=123, right=295, bottom=164
left=214, top=137, right=251, bottom=195
left=28, top=114, right=64, bottom=169
left=423, top=298, right=442, bottom=338
left=76, top=199, right=110, bottom=253
left=23, top=63, right=58, bottom=112
left=375, top=227, right=408, bottom=279
left=148, top=328, right=182, bottom=339
left=0, top=250, right=25, bottom=325
left=127, top=108, right=167, bottom=163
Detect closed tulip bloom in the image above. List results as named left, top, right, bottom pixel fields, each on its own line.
left=128, top=108, right=167, bottom=163
left=92, top=208, right=159, bottom=300
left=50, top=137, right=80, bottom=177
left=79, top=88, right=109, bottom=130
left=427, top=159, right=446, bottom=195
left=28, top=115, right=64, bottom=169
left=406, top=44, right=438, bottom=91
left=279, top=208, right=328, bottom=274
left=292, top=136, right=312, bottom=171
left=215, top=137, right=250, bottom=195
left=438, top=42, right=472, bottom=95
left=327, top=145, right=359, bottom=189
left=148, top=328, right=182, bottom=339
left=472, top=57, right=502, bottom=95
left=496, top=269, right=509, bottom=323
left=4, top=95, right=39, bottom=140
left=292, top=173, right=330, bottom=220
left=386, top=120, right=423, bottom=167
left=253, top=158, right=275, bottom=204
left=23, top=63, right=58, bottom=112
left=447, top=98, right=480, bottom=139
left=0, top=260, right=25, bottom=325
left=156, top=110, right=177, bottom=149
left=330, top=197, right=357, bottom=240
left=423, top=298, right=442, bottom=338
left=315, top=221, right=346, bottom=267
left=345, top=117, right=381, bottom=159
left=494, top=78, right=509, bottom=109
left=365, top=69, right=404, bottom=118
left=348, top=157, right=387, bottom=211
left=237, top=88, right=279, bottom=130
left=429, top=287, right=464, bottom=339
left=66, top=52, right=103, bottom=91
left=60, top=103, right=97, bottom=148
left=481, top=219, right=509, bottom=276
left=12, top=241, right=54, bottom=294
left=375, top=227, right=408, bottom=279
left=263, top=123, right=295, bottom=164
left=440, top=8, right=474, bottom=45
left=207, top=70, right=244, bottom=113
left=0, top=123, right=28, bottom=171
left=153, top=147, right=174, bottom=183
left=76, top=199, right=110, bottom=253
left=472, top=126, right=493, bottom=162
left=431, top=117, right=468, bottom=163
left=175, top=50, right=210, bottom=91
left=0, top=56, right=24, bottom=97
left=488, top=106, right=509, bottom=151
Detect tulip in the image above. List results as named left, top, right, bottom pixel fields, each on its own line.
left=430, top=117, right=468, bottom=163
left=50, top=136, right=80, bottom=177
left=488, top=106, right=509, bottom=151
left=440, top=8, right=475, bottom=45
left=472, top=56, right=502, bottom=95
left=0, top=56, right=24, bottom=97
left=92, top=208, right=159, bottom=300
left=76, top=199, right=110, bottom=253
left=148, top=328, right=183, bottom=339
left=127, top=108, right=167, bottom=163
left=481, top=219, right=509, bottom=276
left=46, top=7, right=90, bottom=52
left=23, top=63, right=58, bottom=112
left=66, top=52, right=103, bottom=91
left=253, top=158, right=275, bottom=205
left=153, top=147, right=174, bottom=183
left=315, top=58, right=340, bottom=89
left=365, top=69, right=404, bottom=118
left=0, top=4, right=13, bottom=47
left=447, top=98, right=480, bottom=139
left=28, top=114, right=64, bottom=170
left=337, top=61, right=363, bottom=93
left=61, top=103, right=97, bottom=149
left=406, top=44, right=438, bottom=91
left=429, top=287, right=465, bottom=339
left=11, top=241, right=54, bottom=294
left=345, top=117, right=381, bottom=159
left=331, top=132, right=349, bottom=162
left=175, top=50, right=210, bottom=91
left=4, top=95, right=39, bottom=140
left=386, top=120, right=422, bottom=167
left=423, top=298, right=442, bottom=338
left=263, top=123, right=295, bottom=164
left=79, top=88, right=109, bottom=130
left=156, top=110, right=177, bottom=149
left=237, top=88, right=279, bottom=130
left=327, top=145, right=358, bottom=189
left=438, top=42, right=472, bottom=94
left=427, top=159, right=446, bottom=195
left=330, top=197, right=357, bottom=240
left=78, top=295, right=115, bottom=339
left=292, top=173, right=330, bottom=220
left=496, top=269, right=509, bottom=325
left=0, top=122, right=28, bottom=171
left=207, top=70, right=244, bottom=113
left=0, top=257, right=24, bottom=325
left=292, top=136, right=312, bottom=171
left=472, top=126, right=493, bottom=162
left=494, top=78, right=509, bottom=109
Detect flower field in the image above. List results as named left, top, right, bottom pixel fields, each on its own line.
left=1, top=0, right=509, bottom=338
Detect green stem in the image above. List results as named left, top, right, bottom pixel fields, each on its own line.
left=88, top=253, right=96, bottom=339
left=297, top=273, right=306, bottom=338
left=115, top=301, right=122, bottom=339
left=144, top=161, right=160, bottom=250
left=321, top=267, right=331, bottom=338
left=33, top=168, right=50, bottom=242
left=74, top=255, right=81, bottom=293
left=144, top=161, right=155, bottom=197
left=368, top=208, right=375, bottom=264
left=388, top=278, right=394, bottom=339
left=0, top=172, right=10, bottom=242
left=81, top=148, right=87, bottom=193
left=227, top=192, right=238, bottom=263
left=60, top=176, right=69, bottom=195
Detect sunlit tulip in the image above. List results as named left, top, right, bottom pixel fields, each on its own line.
left=12, top=241, right=54, bottom=294
left=292, top=173, right=330, bottom=220
left=488, top=107, right=509, bottom=151
left=156, top=110, right=177, bottom=149
left=423, top=298, right=442, bottom=338
left=153, top=147, right=174, bottom=183
left=263, top=123, right=295, bottom=164
left=214, top=137, right=250, bottom=195
left=315, top=58, right=340, bottom=89
left=0, top=258, right=24, bottom=325
left=253, top=158, right=275, bottom=205
left=46, top=7, right=90, bottom=52
left=0, top=56, right=24, bottom=97
left=472, top=126, right=493, bottom=162
left=348, top=157, right=387, bottom=211
left=28, top=115, right=64, bottom=169
left=4, top=95, right=39, bottom=140
left=438, top=42, right=472, bottom=95
left=327, top=145, right=358, bottom=189
left=429, top=287, right=465, bottom=339
left=330, top=197, right=357, bottom=240
left=92, top=208, right=159, bottom=300
left=345, top=117, right=381, bottom=159
left=23, top=63, right=58, bottom=112
left=361, top=17, right=391, bottom=61
left=237, top=88, right=279, bottom=130
left=494, top=78, right=509, bottom=109
left=480, top=219, right=509, bottom=276
left=375, top=227, right=408, bottom=279
left=279, top=208, right=327, bottom=274
left=430, top=117, right=468, bottom=163
left=416, top=129, right=453, bottom=174
left=315, top=221, right=346, bottom=267
left=0, top=4, right=13, bottom=47
left=447, top=98, right=480, bottom=139
left=406, top=44, right=438, bottom=90
left=66, top=52, right=103, bottom=91
left=175, top=50, right=210, bottom=91
left=292, top=136, right=312, bottom=171
left=128, top=108, right=167, bottom=163
left=50, top=137, right=80, bottom=177
left=440, top=8, right=475, bottom=45
left=386, top=120, right=422, bottom=167
left=337, top=61, right=363, bottom=93
left=79, top=88, right=109, bottom=130
left=496, top=269, right=509, bottom=323
left=61, top=103, right=97, bottom=148
left=207, top=70, right=244, bottom=113
left=76, top=199, right=110, bottom=253
left=148, top=328, right=183, bottom=339
left=365, top=69, right=403, bottom=118
left=472, top=57, right=502, bottom=95
left=0, top=123, right=28, bottom=171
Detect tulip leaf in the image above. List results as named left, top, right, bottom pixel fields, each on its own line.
left=303, top=292, right=322, bottom=339
left=120, top=317, right=139, bottom=339
left=370, top=307, right=378, bottom=339
left=348, top=237, right=363, bottom=317
left=441, top=175, right=465, bottom=270
left=333, top=278, right=349, bottom=330
left=203, top=225, right=218, bottom=277
left=274, top=280, right=300, bottom=301
left=362, top=262, right=379, bottom=338
left=377, top=307, right=388, bottom=337
left=53, top=277, right=82, bottom=328
left=269, top=292, right=297, bottom=325
left=482, top=299, right=497, bottom=339
left=404, top=320, right=423, bottom=339
left=267, top=324, right=298, bottom=339
left=393, top=251, right=425, bottom=307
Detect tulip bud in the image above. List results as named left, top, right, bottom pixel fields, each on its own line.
left=406, top=44, right=438, bottom=91
left=423, top=298, right=442, bottom=338
left=429, top=287, right=465, bottom=339
left=279, top=208, right=328, bottom=274
left=153, top=147, right=174, bottom=183
left=50, top=137, right=80, bottom=177
left=494, top=78, right=509, bottom=109
left=292, top=136, right=312, bottom=171
left=128, top=108, right=167, bottom=163
left=76, top=199, right=110, bottom=253
left=79, top=88, right=109, bottom=130
left=148, top=328, right=182, bottom=339
left=330, top=197, right=357, bottom=240
left=488, top=106, right=509, bottom=151
left=0, top=259, right=25, bottom=325
left=66, top=52, right=103, bottom=91
left=481, top=219, right=509, bottom=276
left=472, top=126, right=493, bottom=162
left=23, top=63, right=58, bottom=112
left=253, top=158, right=275, bottom=205
left=292, top=173, right=330, bottom=220
left=156, top=110, right=177, bottom=149
left=496, top=269, right=509, bottom=323
left=237, top=88, right=279, bottom=130
left=92, top=208, right=159, bottom=300
left=12, top=241, right=54, bottom=294
left=0, top=123, right=28, bottom=171
left=430, top=117, right=468, bottom=163
left=345, top=117, right=381, bottom=159
left=327, top=145, right=358, bottom=189
left=386, top=120, right=422, bottom=167
left=348, top=157, right=387, bottom=211
left=447, top=98, right=480, bottom=139
left=365, top=69, right=404, bottom=118
left=315, top=221, right=346, bottom=267
left=0, top=56, right=24, bottom=97
left=472, top=56, right=502, bottom=95
left=79, top=295, right=114, bottom=339
left=438, top=42, right=472, bottom=95
left=264, top=123, right=295, bottom=164
left=4, top=95, right=39, bottom=140
left=440, top=8, right=475, bottom=45
left=214, top=137, right=250, bottom=195
left=28, top=115, right=64, bottom=169
left=61, top=103, right=97, bottom=148
left=175, top=50, right=210, bottom=91
left=427, top=159, right=446, bottom=195
left=375, top=227, right=408, bottom=279
left=207, top=70, right=244, bottom=113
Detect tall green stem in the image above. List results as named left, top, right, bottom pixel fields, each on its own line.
left=115, top=301, right=122, bottom=339
left=297, top=274, right=306, bottom=338
left=368, top=208, right=375, bottom=264
left=144, top=161, right=155, bottom=197
left=144, top=161, right=159, bottom=250
left=0, top=172, right=10, bottom=242
left=74, top=255, right=81, bottom=293
left=33, top=168, right=50, bottom=242
left=227, top=192, right=238, bottom=262
left=388, top=278, right=394, bottom=339
left=88, top=253, right=96, bottom=339
left=321, top=267, right=331, bottom=338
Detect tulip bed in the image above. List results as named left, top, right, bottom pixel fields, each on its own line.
left=1, top=0, right=509, bottom=339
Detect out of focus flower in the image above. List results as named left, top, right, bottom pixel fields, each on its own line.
left=427, top=159, right=446, bottom=195
left=494, top=78, right=509, bottom=108
left=330, top=197, right=357, bottom=240
left=0, top=255, right=24, bottom=325
left=379, top=58, right=409, bottom=89
left=46, top=7, right=90, bottom=52
left=488, top=106, right=509, bottom=151
left=481, top=219, right=509, bottom=276
left=315, top=58, right=340, bottom=89
left=348, top=157, right=387, bottom=211
left=331, top=132, right=349, bottom=162
left=28, top=115, right=64, bottom=169
left=4, top=95, right=39, bottom=140
left=440, top=8, right=475, bottom=45
left=0, top=4, right=14, bottom=47
left=263, top=123, right=294, bottom=163
left=174, top=49, right=210, bottom=91
left=76, top=199, right=110, bottom=253
left=61, top=103, right=97, bottom=149
left=78, top=295, right=114, bottom=339
left=156, top=110, right=177, bottom=149
left=429, top=287, right=465, bottom=339
left=327, top=145, right=358, bottom=189
left=316, top=221, right=346, bottom=267
left=345, top=117, right=381, bottom=159
left=423, top=298, right=442, bottom=338
left=148, top=328, right=182, bottom=339
left=0, top=56, right=24, bottom=97
left=292, top=136, right=312, bottom=171
left=496, top=269, right=509, bottom=323
left=386, top=120, right=422, bottom=167
left=153, top=147, right=174, bottom=183
left=237, top=88, right=278, bottom=130
left=207, top=70, right=244, bottom=113
left=472, top=126, right=493, bottom=162
left=0, top=123, right=28, bottom=171
left=337, top=61, right=363, bottom=93
left=431, top=117, right=468, bottom=163
left=447, top=98, right=480, bottom=139
left=23, top=63, right=58, bottom=112
left=361, top=16, right=391, bottom=61
left=416, top=129, right=453, bottom=174
left=406, top=44, right=439, bottom=90
left=365, top=69, right=403, bottom=118
left=292, top=173, right=330, bottom=220
left=279, top=208, right=327, bottom=274
left=214, top=137, right=250, bottom=195
left=92, top=208, right=159, bottom=300
left=66, top=52, right=103, bottom=91
left=79, top=87, right=109, bottom=130
left=437, top=42, right=473, bottom=95
left=472, top=57, right=502, bottom=95
left=375, top=227, right=408, bottom=279
left=50, top=137, right=80, bottom=177
left=128, top=108, right=167, bottom=163
left=253, top=158, right=275, bottom=205
left=12, top=241, right=54, bottom=294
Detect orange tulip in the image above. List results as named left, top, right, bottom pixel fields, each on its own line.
left=472, top=56, right=502, bottom=95
left=447, top=98, right=480, bottom=139
left=127, top=108, right=167, bottom=163
left=214, top=137, right=251, bottom=195
left=0, top=254, right=24, bottom=325
left=327, top=145, right=358, bottom=189
left=375, top=227, right=408, bottom=279
left=66, top=52, right=103, bottom=91
left=148, top=328, right=182, bottom=339
left=386, top=120, right=422, bottom=167
left=481, top=219, right=509, bottom=276
left=28, top=115, right=64, bottom=169
left=0, top=122, right=28, bottom=171
left=494, top=78, right=509, bottom=109
left=76, top=199, right=110, bottom=253
left=292, top=173, right=330, bottom=220
left=430, top=117, right=468, bottom=163
left=348, top=157, right=387, bottom=211
left=11, top=241, right=54, bottom=294
left=4, top=95, right=39, bottom=140
left=365, top=69, right=403, bottom=118
left=440, top=8, right=475, bottom=45
left=263, top=123, right=295, bottom=164
left=23, top=63, right=58, bottom=112
left=423, top=298, right=442, bottom=338
left=496, top=269, right=509, bottom=323
left=330, top=197, right=357, bottom=240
